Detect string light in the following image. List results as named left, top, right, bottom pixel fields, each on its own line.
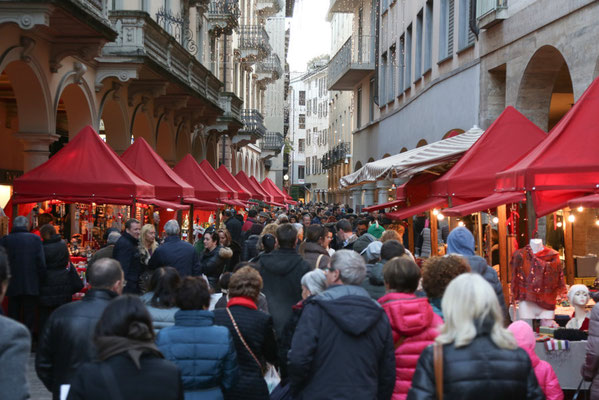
left=492, top=217, right=499, bottom=224
left=568, top=214, right=575, bottom=223
left=556, top=221, right=563, bottom=228
left=458, top=221, right=465, bottom=227
left=437, top=213, right=445, bottom=221
left=595, top=219, right=599, bottom=226
left=432, top=209, right=439, bottom=216
left=578, top=206, right=584, bottom=212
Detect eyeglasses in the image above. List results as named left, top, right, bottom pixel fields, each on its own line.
left=323, top=267, right=334, bottom=272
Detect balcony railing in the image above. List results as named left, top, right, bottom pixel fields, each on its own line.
left=256, top=54, right=283, bottom=81
left=155, top=7, right=198, bottom=55
left=328, top=34, right=375, bottom=91
left=261, top=132, right=284, bottom=152
left=238, top=25, right=271, bottom=55
left=323, top=142, right=350, bottom=169
left=206, top=0, right=240, bottom=33
left=240, top=109, right=266, bottom=139
left=256, top=0, right=281, bottom=18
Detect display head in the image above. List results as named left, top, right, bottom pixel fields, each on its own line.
left=568, top=284, right=590, bottom=307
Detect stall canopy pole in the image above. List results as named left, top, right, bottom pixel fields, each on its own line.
left=563, top=208, right=575, bottom=285
left=497, top=204, right=509, bottom=306
left=407, top=217, right=415, bottom=255
left=485, top=223, right=493, bottom=266
left=525, top=191, right=536, bottom=242
left=187, top=203, right=194, bottom=243
left=476, top=212, right=484, bottom=256
left=430, top=211, right=439, bottom=257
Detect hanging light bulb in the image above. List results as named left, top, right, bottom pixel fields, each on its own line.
left=437, top=213, right=445, bottom=221
left=568, top=214, right=575, bottom=223
left=556, top=221, right=563, bottom=228
left=458, top=221, right=465, bottom=227
left=578, top=206, right=584, bottom=212
left=432, top=209, right=439, bottom=216
left=492, top=217, right=499, bottom=224
left=595, top=219, right=599, bottom=227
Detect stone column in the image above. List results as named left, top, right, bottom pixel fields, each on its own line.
left=351, top=187, right=362, bottom=210
left=362, top=183, right=376, bottom=207
left=376, top=180, right=392, bottom=205
left=15, top=132, right=60, bottom=172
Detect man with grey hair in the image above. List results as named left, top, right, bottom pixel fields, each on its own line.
left=288, top=250, right=395, bottom=400
left=149, top=219, right=201, bottom=277
left=88, top=231, right=121, bottom=268
left=0, top=215, right=46, bottom=333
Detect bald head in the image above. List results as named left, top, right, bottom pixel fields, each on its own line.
left=88, top=258, right=124, bottom=294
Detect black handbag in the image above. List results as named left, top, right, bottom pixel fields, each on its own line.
left=573, top=378, right=589, bottom=400
left=68, top=263, right=84, bottom=294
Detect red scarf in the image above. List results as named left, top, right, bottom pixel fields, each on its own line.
left=227, top=296, right=258, bottom=310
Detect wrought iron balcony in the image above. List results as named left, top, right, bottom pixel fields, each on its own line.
left=206, top=0, right=240, bottom=35
left=155, top=7, right=198, bottom=55
left=328, top=34, right=375, bottom=91
left=261, top=132, right=284, bottom=152
left=238, top=25, right=271, bottom=62
left=476, top=0, right=508, bottom=29
left=328, top=0, right=361, bottom=15
left=256, top=0, right=281, bottom=18
left=256, top=54, right=283, bottom=85
left=233, top=109, right=266, bottom=147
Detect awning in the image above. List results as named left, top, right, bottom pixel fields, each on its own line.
left=261, top=177, right=287, bottom=204
left=363, top=199, right=405, bottom=212
left=250, top=176, right=275, bottom=203
left=217, top=165, right=253, bottom=201
left=199, top=160, right=239, bottom=201
left=137, top=198, right=189, bottom=211
left=235, top=171, right=266, bottom=201
left=386, top=197, right=447, bottom=220
left=341, top=126, right=484, bottom=187
left=567, top=194, right=599, bottom=209
left=442, top=192, right=526, bottom=217
left=223, top=199, right=249, bottom=208
left=184, top=197, right=224, bottom=210
left=174, top=155, right=228, bottom=203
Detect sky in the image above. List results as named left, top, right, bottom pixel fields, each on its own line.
left=288, top=0, right=331, bottom=73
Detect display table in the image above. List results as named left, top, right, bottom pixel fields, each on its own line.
left=535, top=340, right=590, bottom=390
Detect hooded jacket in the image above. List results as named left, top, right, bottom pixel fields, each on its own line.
left=40, top=234, right=72, bottom=307
left=446, top=227, right=508, bottom=316
left=379, top=292, right=442, bottom=400
left=508, top=321, right=563, bottom=400
left=288, top=285, right=396, bottom=400
left=258, top=248, right=310, bottom=337
left=299, top=242, right=330, bottom=270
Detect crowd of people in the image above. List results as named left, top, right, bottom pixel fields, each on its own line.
left=0, top=202, right=586, bottom=399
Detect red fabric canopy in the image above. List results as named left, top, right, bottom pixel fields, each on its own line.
left=568, top=193, right=599, bottom=209
left=496, top=77, right=599, bottom=216
left=199, top=160, right=238, bottom=200
left=432, top=106, right=546, bottom=199
left=281, top=187, right=297, bottom=205
left=363, top=199, right=405, bottom=213
left=235, top=171, right=266, bottom=201
left=387, top=197, right=447, bottom=220
left=261, top=178, right=287, bottom=204
left=249, top=176, right=274, bottom=203
left=121, top=138, right=195, bottom=201
left=137, top=198, right=189, bottom=211
left=217, top=166, right=253, bottom=201
left=13, top=125, right=155, bottom=204
left=443, top=192, right=526, bottom=217
left=174, top=155, right=228, bottom=203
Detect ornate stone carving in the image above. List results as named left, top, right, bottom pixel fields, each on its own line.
left=19, top=36, right=35, bottom=62
left=94, top=64, right=140, bottom=92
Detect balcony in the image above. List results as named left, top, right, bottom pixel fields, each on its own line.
left=238, top=25, right=271, bottom=62
left=206, top=0, right=240, bottom=36
left=328, top=34, right=375, bottom=91
left=476, top=0, right=508, bottom=29
left=233, top=109, right=266, bottom=147
left=256, top=54, right=283, bottom=86
left=328, top=0, right=361, bottom=16
left=206, top=92, right=244, bottom=135
left=257, top=0, right=281, bottom=18
left=260, top=132, right=284, bottom=159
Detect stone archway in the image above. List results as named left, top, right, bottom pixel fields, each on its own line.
left=442, top=128, right=465, bottom=139
left=517, top=45, right=573, bottom=131
left=382, top=153, right=391, bottom=158
left=206, top=139, right=217, bottom=166
left=131, top=108, right=154, bottom=147
left=175, top=124, right=191, bottom=162
left=355, top=161, right=363, bottom=171
left=99, top=96, right=129, bottom=154
left=416, top=139, right=428, bottom=147
left=156, top=117, right=175, bottom=164
left=191, top=134, right=205, bottom=161
left=56, top=79, right=95, bottom=140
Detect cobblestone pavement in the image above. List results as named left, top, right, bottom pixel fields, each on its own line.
left=28, top=354, right=52, bottom=400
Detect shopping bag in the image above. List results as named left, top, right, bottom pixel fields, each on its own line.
left=264, top=363, right=281, bottom=393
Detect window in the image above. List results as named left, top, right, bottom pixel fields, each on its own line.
left=439, top=0, right=454, bottom=60
left=389, top=44, right=396, bottom=101
left=415, top=11, right=423, bottom=79
left=307, top=99, right=311, bottom=116
left=458, top=0, right=475, bottom=50
left=424, top=0, right=433, bottom=71
left=306, top=128, right=311, bottom=145
left=298, top=139, right=305, bottom=152
left=369, top=78, right=375, bottom=121
left=405, top=25, right=412, bottom=90
left=299, top=90, right=306, bottom=106
left=299, top=114, right=305, bottom=129
left=298, top=166, right=305, bottom=180
left=306, top=157, right=311, bottom=175
left=357, top=87, right=362, bottom=129
left=398, top=35, right=405, bottom=92
left=379, top=52, right=387, bottom=106
left=313, top=156, right=318, bottom=174
left=313, top=98, right=318, bottom=113
left=323, top=101, right=328, bottom=117
left=323, top=128, right=328, bottom=145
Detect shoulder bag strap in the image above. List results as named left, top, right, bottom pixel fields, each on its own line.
left=226, top=307, right=264, bottom=372
left=315, top=254, right=325, bottom=269
left=433, top=342, right=443, bottom=400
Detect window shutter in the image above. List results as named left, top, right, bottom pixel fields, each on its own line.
left=448, top=0, right=454, bottom=55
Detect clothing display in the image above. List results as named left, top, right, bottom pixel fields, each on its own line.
left=510, top=245, right=566, bottom=311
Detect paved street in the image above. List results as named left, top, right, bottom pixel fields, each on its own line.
left=28, top=354, right=51, bottom=400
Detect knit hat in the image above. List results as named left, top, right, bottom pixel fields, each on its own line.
left=446, top=226, right=476, bottom=256
left=367, top=222, right=385, bottom=239
left=568, top=284, right=589, bottom=306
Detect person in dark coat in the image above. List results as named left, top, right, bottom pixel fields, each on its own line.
left=584, top=300, right=599, bottom=400
left=112, top=218, right=142, bottom=294
left=288, top=250, right=396, bottom=400
left=214, top=267, right=278, bottom=400
left=335, top=219, right=357, bottom=251
left=200, top=231, right=229, bottom=289
left=408, top=273, right=544, bottom=400
left=224, top=210, right=243, bottom=245
left=149, top=220, right=201, bottom=278
left=36, top=258, right=124, bottom=400
left=241, top=223, right=263, bottom=262
left=157, top=277, right=238, bottom=399
left=0, top=215, right=46, bottom=333
left=67, top=295, right=183, bottom=400
left=298, top=225, right=330, bottom=270
left=258, top=224, right=310, bottom=338
left=0, top=247, right=32, bottom=400
left=39, top=224, right=72, bottom=332
left=362, top=240, right=406, bottom=300
left=88, top=231, right=120, bottom=267
left=218, top=228, right=242, bottom=272
left=242, top=210, right=258, bottom=235
left=446, top=227, right=508, bottom=319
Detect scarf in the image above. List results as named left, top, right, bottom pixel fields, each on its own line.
left=96, top=336, right=164, bottom=369
left=227, top=296, right=258, bottom=310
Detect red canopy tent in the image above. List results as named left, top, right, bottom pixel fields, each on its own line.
left=217, top=165, right=252, bottom=201
left=496, top=77, right=599, bottom=216
left=281, top=187, right=296, bottom=204
left=235, top=171, right=266, bottom=201
left=199, top=161, right=247, bottom=207
left=174, top=155, right=228, bottom=204
left=250, top=176, right=285, bottom=206
left=260, top=177, right=287, bottom=204
left=121, top=138, right=221, bottom=210
left=363, top=184, right=407, bottom=212
left=386, top=174, right=448, bottom=220
left=12, top=125, right=156, bottom=205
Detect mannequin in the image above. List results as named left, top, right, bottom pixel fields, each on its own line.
left=565, top=284, right=590, bottom=330
left=510, top=238, right=566, bottom=326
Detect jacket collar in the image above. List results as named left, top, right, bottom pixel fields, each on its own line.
left=43, top=234, right=63, bottom=244
left=11, top=226, right=29, bottom=234
left=317, top=284, right=375, bottom=302
left=122, top=231, right=139, bottom=245
left=174, top=309, right=215, bottom=327
left=303, top=242, right=328, bottom=255
left=83, top=288, right=118, bottom=302
left=228, top=296, right=258, bottom=310
left=164, top=235, right=180, bottom=243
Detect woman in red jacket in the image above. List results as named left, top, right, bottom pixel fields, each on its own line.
left=378, top=256, right=442, bottom=400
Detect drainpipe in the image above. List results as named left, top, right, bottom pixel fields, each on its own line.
left=469, top=0, right=480, bottom=40
left=373, top=0, right=380, bottom=106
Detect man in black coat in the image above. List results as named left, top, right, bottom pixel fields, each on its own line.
left=336, top=219, right=358, bottom=251
left=112, top=218, right=142, bottom=294
left=223, top=209, right=243, bottom=245
left=288, top=250, right=396, bottom=400
left=35, top=258, right=124, bottom=400
left=0, top=215, right=46, bottom=333
left=148, top=219, right=201, bottom=277
left=258, top=224, right=310, bottom=338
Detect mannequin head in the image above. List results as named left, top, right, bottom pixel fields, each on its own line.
left=568, top=284, right=590, bottom=307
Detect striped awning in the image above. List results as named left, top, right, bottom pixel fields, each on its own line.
left=340, top=126, right=484, bottom=188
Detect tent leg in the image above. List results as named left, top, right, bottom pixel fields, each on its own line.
left=563, top=208, right=575, bottom=285
left=407, top=217, right=415, bottom=255
left=430, top=210, right=438, bottom=257
left=525, top=191, right=536, bottom=241
left=476, top=212, right=484, bottom=256
left=188, top=204, right=194, bottom=244
left=497, top=204, right=509, bottom=306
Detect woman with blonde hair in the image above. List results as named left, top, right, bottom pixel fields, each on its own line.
left=408, top=273, right=544, bottom=400
left=139, top=224, right=158, bottom=292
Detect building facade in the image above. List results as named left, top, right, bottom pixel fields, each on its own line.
left=0, top=0, right=294, bottom=207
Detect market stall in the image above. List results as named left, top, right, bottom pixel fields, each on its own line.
left=260, top=177, right=287, bottom=205
left=199, top=160, right=247, bottom=207
left=217, top=165, right=253, bottom=202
